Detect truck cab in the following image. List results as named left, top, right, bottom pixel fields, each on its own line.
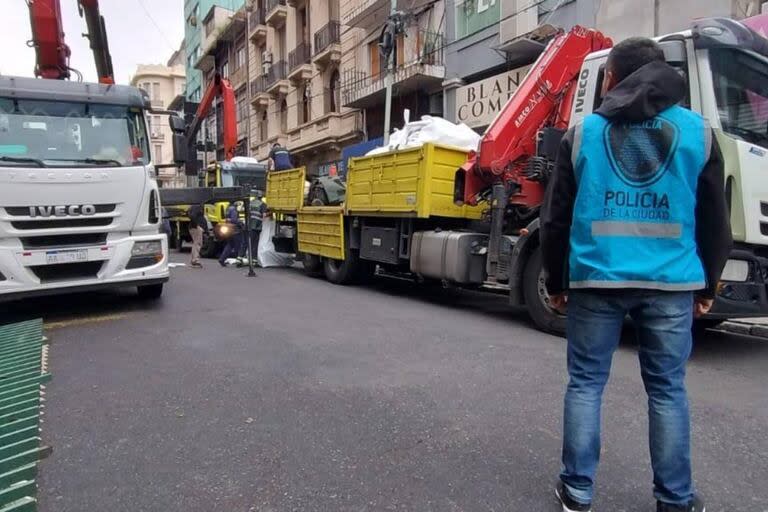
left=0, top=76, right=169, bottom=301
left=570, top=18, right=768, bottom=319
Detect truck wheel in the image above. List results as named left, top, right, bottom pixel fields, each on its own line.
left=137, top=284, right=163, bottom=300
left=200, top=235, right=219, bottom=258
left=324, top=250, right=361, bottom=284
left=302, top=253, right=323, bottom=276
left=523, top=246, right=566, bottom=336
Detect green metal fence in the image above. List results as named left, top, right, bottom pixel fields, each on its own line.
left=0, top=319, right=51, bottom=512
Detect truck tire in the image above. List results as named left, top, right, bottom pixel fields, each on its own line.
left=523, top=246, right=566, bottom=336
left=302, top=253, right=323, bottom=276
left=324, top=250, right=361, bottom=284
left=137, top=283, right=163, bottom=300
left=200, top=235, right=219, bottom=258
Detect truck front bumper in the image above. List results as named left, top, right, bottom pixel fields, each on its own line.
left=709, top=246, right=768, bottom=319
left=0, top=233, right=170, bottom=302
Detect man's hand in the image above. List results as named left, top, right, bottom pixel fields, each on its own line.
left=694, top=296, right=714, bottom=318
left=549, top=293, right=568, bottom=315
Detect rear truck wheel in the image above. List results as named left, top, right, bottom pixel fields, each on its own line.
left=324, top=248, right=362, bottom=284
left=523, top=246, right=567, bottom=336
left=137, top=283, right=163, bottom=300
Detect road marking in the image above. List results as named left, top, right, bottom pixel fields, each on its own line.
left=45, top=313, right=128, bottom=331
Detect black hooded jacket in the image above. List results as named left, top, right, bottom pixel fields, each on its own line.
left=540, top=61, right=732, bottom=298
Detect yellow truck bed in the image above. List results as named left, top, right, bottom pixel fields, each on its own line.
left=297, top=206, right=345, bottom=260
left=266, top=167, right=306, bottom=213
left=345, top=143, right=482, bottom=219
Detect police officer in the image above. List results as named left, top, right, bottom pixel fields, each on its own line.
left=218, top=202, right=244, bottom=267
left=541, top=38, right=731, bottom=512
left=269, top=143, right=293, bottom=171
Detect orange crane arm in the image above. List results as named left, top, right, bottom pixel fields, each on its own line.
left=186, top=74, right=238, bottom=162
left=457, top=26, right=612, bottom=207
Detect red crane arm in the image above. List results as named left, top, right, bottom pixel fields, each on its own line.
left=77, top=0, right=115, bottom=84
left=27, top=0, right=72, bottom=80
left=459, top=26, right=612, bottom=206
left=186, top=74, right=238, bottom=161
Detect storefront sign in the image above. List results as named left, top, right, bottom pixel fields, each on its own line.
left=455, top=66, right=531, bottom=128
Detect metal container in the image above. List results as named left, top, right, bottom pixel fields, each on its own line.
left=410, top=230, right=487, bottom=284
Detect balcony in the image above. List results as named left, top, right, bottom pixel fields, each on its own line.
left=288, top=43, right=313, bottom=83
left=250, top=76, right=270, bottom=108
left=286, top=111, right=363, bottom=154
left=265, top=60, right=290, bottom=96
left=248, top=8, right=267, bottom=44
left=341, top=30, right=445, bottom=108
left=265, top=0, right=287, bottom=28
left=195, top=6, right=243, bottom=72
left=342, top=0, right=435, bottom=30
left=313, top=21, right=341, bottom=70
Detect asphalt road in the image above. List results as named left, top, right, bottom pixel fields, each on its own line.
left=2, top=257, right=767, bottom=512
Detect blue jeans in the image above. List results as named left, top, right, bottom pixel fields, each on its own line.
left=218, top=232, right=242, bottom=265
left=560, top=290, right=694, bottom=506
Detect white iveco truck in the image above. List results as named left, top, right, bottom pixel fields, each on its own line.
left=0, top=76, right=169, bottom=301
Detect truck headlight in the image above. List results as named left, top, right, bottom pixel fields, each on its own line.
left=721, top=259, right=749, bottom=282
left=132, top=241, right=163, bottom=257
left=127, top=240, right=164, bottom=269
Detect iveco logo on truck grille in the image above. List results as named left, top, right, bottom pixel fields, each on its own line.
left=28, top=205, right=97, bottom=218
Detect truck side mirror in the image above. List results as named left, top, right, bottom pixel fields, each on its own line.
left=172, top=133, right=188, bottom=165
left=168, top=114, right=186, bottom=133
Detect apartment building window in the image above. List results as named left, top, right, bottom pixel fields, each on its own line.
left=237, top=94, right=248, bottom=123
left=455, top=0, right=500, bottom=39
left=221, top=60, right=230, bottom=78
left=279, top=99, right=288, bottom=134
left=154, top=144, right=163, bottom=164
left=236, top=45, right=246, bottom=70
left=260, top=110, right=268, bottom=142
left=299, top=83, right=311, bottom=124
left=329, top=70, right=340, bottom=113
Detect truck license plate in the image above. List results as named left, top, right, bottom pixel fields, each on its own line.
left=45, top=249, right=88, bottom=265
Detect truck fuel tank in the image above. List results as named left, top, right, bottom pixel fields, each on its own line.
left=410, top=231, right=488, bottom=285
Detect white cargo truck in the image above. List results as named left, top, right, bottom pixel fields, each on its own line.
left=0, top=76, right=169, bottom=301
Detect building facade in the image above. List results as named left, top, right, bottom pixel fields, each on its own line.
left=130, top=62, right=187, bottom=188
left=340, top=0, right=447, bottom=140
left=195, top=4, right=251, bottom=162
left=248, top=0, right=363, bottom=176
left=443, top=0, right=767, bottom=133
left=183, top=0, right=247, bottom=103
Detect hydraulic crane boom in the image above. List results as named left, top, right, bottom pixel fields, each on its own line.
left=77, top=0, right=115, bottom=84
left=27, top=0, right=72, bottom=80
left=456, top=26, right=612, bottom=213
left=26, top=0, right=115, bottom=84
left=186, top=74, right=238, bottom=162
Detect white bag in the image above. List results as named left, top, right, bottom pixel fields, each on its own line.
left=257, top=218, right=294, bottom=268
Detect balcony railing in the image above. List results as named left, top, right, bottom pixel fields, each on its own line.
left=249, top=7, right=265, bottom=26
left=314, top=21, right=340, bottom=55
left=251, top=76, right=267, bottom=96
left=265, top=60, right=288, bottom=88
left=288, top=42, right=312, bottom=71
left=266, top=0, right=286, bottom=12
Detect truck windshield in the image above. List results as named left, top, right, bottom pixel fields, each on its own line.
left=221, top=168, right=266, bottom=191
left=710, top=48, right=768, bottom=149
left=0, top=98, right=150, bottom=168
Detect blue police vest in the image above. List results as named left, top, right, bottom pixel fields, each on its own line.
left=569, top=105, right=709, bottom=291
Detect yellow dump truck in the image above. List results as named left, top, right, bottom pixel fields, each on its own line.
left=267, top=143, right=563, bottom=332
